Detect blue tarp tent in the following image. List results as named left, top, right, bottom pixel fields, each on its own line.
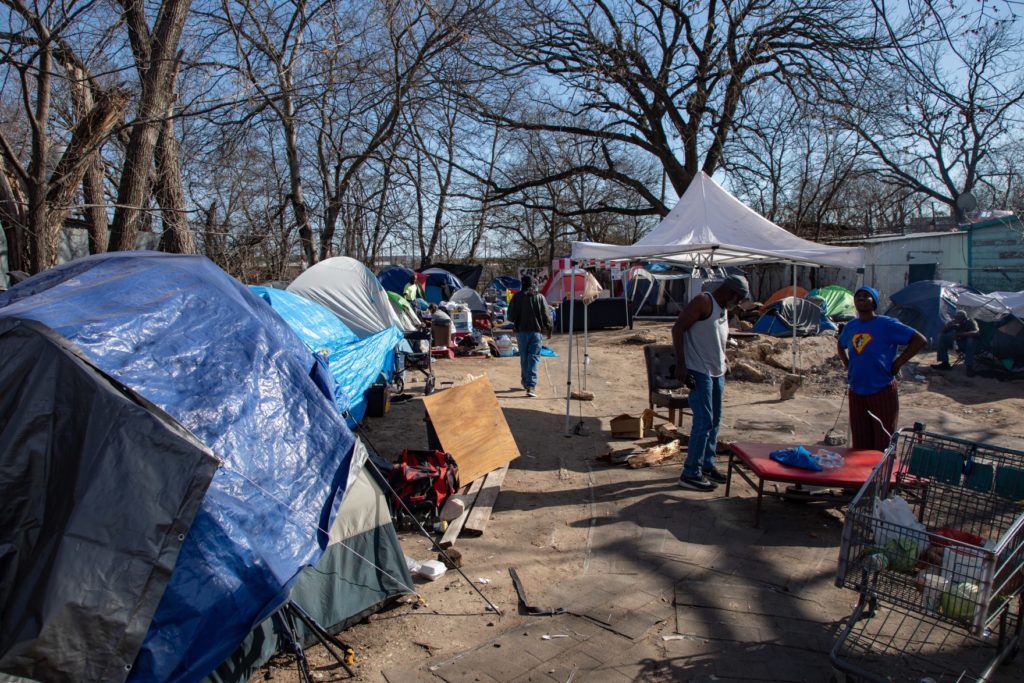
left=251, top=286, right=403, bottom=425
left=0, top=252, right=355, bottom=683
left=884, top=280, right=980, bottom=350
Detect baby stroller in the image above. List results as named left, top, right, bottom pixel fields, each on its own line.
left=393, top=328, right=435, bottom=395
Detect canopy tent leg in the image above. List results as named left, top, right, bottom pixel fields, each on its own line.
left=564, top=262, right=577, bottom=434
left=583, top=302, right=589, bottom=391
left=622, top=267, right=632, bottom=330
left=790, top=262, right=798, bottom=374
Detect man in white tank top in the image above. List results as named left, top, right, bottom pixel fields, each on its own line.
left=671, top=275, right=750, bottom=491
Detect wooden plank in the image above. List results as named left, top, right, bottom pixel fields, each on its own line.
left=421, top=375, right=519, bottom=485
left=439, top=478, right=483, bottom=548
left=462, top=464, right=509, bottom=536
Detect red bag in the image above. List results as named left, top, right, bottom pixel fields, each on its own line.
left=388, top=449, right=460, bottom=529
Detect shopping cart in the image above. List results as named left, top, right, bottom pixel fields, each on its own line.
left=832, top=427, right=1024, bottom=682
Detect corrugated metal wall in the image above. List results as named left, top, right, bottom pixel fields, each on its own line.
left=966, top=218, right=1024, bottom=293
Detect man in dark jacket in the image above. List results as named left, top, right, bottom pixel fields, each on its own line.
left=507, top=275, right=552, bottom=397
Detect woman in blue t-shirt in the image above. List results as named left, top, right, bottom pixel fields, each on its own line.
left=836, top=287, right=927, bottom=450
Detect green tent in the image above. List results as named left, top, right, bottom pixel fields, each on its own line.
left=808, top=285, right=855, bottom=319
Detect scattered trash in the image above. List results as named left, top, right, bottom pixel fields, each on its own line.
left=416, top=560, right=447, bottom=581
left=478, top=577, right=491, bottom=584
left=541, top=634, right=568, bottom=640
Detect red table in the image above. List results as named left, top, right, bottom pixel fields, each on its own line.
left=726, top=443, right=888, bottom=527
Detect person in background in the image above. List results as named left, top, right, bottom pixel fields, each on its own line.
left=673, top=275, right=750, bottom=492
left=837, top=287, right=927, bottom=450
left=932, top=310, right=980, bottom=376
left=403, top=274, right=418, bottom=302
left=507, top=275, right=552, bottom=397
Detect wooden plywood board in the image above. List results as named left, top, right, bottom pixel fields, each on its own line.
left=422, top=375, right=519, bottom=485
left=462, top=464, right=509, bottom=536
left=439, top=478, right=483, bottom=549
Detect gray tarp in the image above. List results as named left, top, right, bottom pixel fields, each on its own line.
left=0, top=318, right=218, bottom=683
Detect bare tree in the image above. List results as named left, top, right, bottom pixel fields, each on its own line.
left=473, top=0, right=883, bottom=217
left=0, top=0, right=129, bottom=273
left=108, top=0, right=193, bottom=252
left=827, top=4, right=1024, bottom=220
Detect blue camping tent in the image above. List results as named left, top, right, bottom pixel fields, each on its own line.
left=485, top=275, right=521, bottom=293
left=419, top=267, right=464, bottom=303
left=251, top=286, right=403, bottom=425
left=884, top=280, right=980, bottom=350
left=751, top=296, right=837, bottom=337
left=377, top=265, right=417, bottom=295
left=0, top=252, right=355, bottom=683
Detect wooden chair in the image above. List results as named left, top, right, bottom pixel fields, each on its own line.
left=643, top=344, right=689, bottom=427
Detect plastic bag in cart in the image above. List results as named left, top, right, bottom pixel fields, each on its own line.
left=872, top=495, right=929, bottom=568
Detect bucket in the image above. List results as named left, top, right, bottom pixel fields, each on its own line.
left=431, top=321, right=451, bottom=348
left=495, top=335, right=515, bottom=358
left=366, top=382, right=391, bottom=417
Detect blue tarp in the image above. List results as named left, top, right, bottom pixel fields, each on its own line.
left=251, top=286, right=403, bottom=426
left=0, top=252, right=355, bottom=683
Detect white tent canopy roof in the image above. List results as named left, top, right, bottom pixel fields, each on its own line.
left=572, top=172, right=865, bottom=269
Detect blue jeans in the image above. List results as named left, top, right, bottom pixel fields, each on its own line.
left=937, top=333, right=975, bottom=369
left=682, top=372, right=725, bottom=477
left=517, top=332, right=543, bottom=389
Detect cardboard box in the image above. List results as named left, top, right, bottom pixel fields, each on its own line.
left=609, top=410, right=655, bottom=439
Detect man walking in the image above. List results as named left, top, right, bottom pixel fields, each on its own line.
left=508, top=275, right=552, bottom=397
left=837, top=287, right=927, bottom=450
left=673, top=275, right=750, bottom=491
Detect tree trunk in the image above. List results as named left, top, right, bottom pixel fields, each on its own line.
left=0, top=167, right=28, bottom=273
left=109, top=0, right=193, bottom=252
left=153, top=69, right=195, bottom=255
left=43, top=86, right=131, bottom=267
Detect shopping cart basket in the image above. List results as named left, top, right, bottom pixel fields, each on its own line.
left=832, top=427, right=1024, bottom=681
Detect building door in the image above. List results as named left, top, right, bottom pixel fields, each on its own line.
left=908, top=263, right=936, bottom=284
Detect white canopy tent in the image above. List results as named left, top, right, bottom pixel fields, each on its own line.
left=574, top=172, right=864, bottom=269
left=563, top=172, right=866, bottom=432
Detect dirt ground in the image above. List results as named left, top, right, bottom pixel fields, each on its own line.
left=257, top=320, right=1024, bottom=683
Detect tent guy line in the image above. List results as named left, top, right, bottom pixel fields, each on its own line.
left=223, top=462, right=420, bottom=599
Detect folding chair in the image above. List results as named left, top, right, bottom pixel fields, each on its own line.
left=643, top=344, right=689, bottom=427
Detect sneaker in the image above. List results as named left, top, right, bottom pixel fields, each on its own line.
left=525, top=387, right=537, bottom=397
left=931, top=363, right=952, bottom=371
left=702, top=467, right=729, bottom=484
left=678, top=474, right=717, bottom=491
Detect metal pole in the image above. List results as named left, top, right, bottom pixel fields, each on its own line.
left=583, top=300, right=589, bottom=391
left=791, top=262, right=798, bottom=374
left=564, top=262, right=577, bottom=433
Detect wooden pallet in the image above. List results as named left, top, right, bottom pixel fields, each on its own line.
left=439, top=463, right=509, bottom=548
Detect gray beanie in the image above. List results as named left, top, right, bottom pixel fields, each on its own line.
left=716, top=274, right=750, bottom=301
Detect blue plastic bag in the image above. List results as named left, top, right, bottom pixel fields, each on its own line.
left=769, top=445, right=823, bottom=472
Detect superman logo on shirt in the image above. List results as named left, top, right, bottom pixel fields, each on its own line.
left=851, top=332, right=873, bottom=354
